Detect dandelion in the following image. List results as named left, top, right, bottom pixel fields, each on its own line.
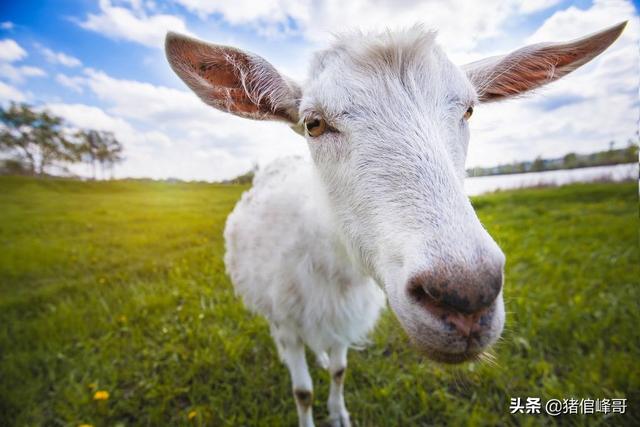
left=93, top=390, right=109, bottom=401
left=188, top=410, right=197, bottom=420
left=118, top=314, right=127, bottom=323
left=78, top=424, right=93, bottom=427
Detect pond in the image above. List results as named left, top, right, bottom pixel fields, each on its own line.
left=465, top=163, right=639, bottom=196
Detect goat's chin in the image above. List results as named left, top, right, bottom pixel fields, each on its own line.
left=406, top=335, right=501, bottom=365
left=418, top=347, right=482, bottom=364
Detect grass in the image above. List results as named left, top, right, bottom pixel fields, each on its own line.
left=0, top=176, right=638, bottom=426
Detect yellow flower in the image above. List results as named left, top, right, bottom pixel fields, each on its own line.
left=93, top=390, right=109, bottom=401
left=188, top=410, right=197, bottom=420
left=118, top=314, right=127, bottom=323
left=78, top=424, right=93, bottom=427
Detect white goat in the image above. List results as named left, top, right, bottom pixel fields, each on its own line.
left=165, top=22, right=625, bottom=427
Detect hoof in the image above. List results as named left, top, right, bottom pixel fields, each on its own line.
left=327, top=411, right=351, bottom=427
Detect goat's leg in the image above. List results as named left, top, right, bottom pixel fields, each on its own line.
left=271, top=323, right=315, bottom=427
left=327, top=344, right=351, bottom=427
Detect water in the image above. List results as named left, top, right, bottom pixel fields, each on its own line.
left=465, top=163, right=638, bottom=196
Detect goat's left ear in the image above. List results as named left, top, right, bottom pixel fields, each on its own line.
left=165, top=32, right=301, bottom=124
left=464, top=21, right=627, bottom=102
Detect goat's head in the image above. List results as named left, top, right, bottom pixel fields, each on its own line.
left=165, top=23, right=625, bottom=363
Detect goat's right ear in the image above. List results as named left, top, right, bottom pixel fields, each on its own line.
left=165, top=32, right=301, bottom=124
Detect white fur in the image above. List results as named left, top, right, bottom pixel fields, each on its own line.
left=224, top=157, right=384, bottom=427
left=224, top=157, right=386, bottom=357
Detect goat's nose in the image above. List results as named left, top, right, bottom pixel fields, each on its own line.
left=408, top=264, right=503, bottom=317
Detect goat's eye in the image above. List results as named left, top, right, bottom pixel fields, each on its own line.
left=304, top=118, right=327, bottom=137
left=464, top=106, right=474, bottom=120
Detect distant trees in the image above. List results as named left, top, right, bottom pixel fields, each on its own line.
left=76, top=130, right=124, bottom=179
left=222, top=164, right=258, bottom=185
left=467, top=139, right=638, bottom=177
left=563, top=152, right=578, bottom=168
left=0, top=102, right=124, bottom=178
left=0, top=103, right=77, bottom=175
left=530, top=156, right=545, bottom=172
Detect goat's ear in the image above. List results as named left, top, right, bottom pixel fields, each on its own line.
left=165, top=32, right=301, bottom=123
left=463, top=22, right=627, bottom=103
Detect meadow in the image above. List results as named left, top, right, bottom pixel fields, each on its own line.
left=0, top=176, right=638, bottom=426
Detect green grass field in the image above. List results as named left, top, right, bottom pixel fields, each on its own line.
left=0, top=177, right=638, bottom=426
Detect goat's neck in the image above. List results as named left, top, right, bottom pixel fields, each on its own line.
left=308, top=163, right=369, bottom=280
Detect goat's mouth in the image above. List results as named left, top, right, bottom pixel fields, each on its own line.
left=416, top=313, right=502, bottom=364
left=386, top=287, right=504, bottom=365
left=398, top=311, right=501, bottom=365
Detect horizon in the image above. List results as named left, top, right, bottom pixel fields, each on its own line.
left=0, top=0, right=638, bottom=181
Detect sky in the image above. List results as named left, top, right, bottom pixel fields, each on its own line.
left=0, top=0, right=638, bottom=181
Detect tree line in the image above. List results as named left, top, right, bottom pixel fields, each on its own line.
left=467, top=140, right=638, bottom=177
left=0, top=103, right=124, bottom=179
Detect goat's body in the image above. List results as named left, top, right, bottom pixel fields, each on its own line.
left=224, top=156, right=385, bottom=358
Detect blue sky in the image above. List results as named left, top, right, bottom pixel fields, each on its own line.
left=0, top=0, right=638, bottom=180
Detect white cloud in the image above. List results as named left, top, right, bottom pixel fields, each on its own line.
left=0, top=81, right=27, bottom=102
left=47, top=102, right=135, bottom=134
left=56, top=73, right=85, bottom=92
left=39, top=46, right=82, bottom=67
left=177, top=0, right=298, bottom=24
left=518, top=0, right=562, bottom=14
left=0, top=64, right=46, bottom=84
left=175, top=0, right=525, bottom=52
left=0, top=21, right=14, bottom=30
left=526, top=0, right=635, bottom=43
left=0, top=38, right=46, bottom=86
left=78, top=0, right=190, bottom=48
left=0, top=39, right=27, bottom=62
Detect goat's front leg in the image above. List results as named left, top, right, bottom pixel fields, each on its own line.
left=327, top=345, right=351, bottom=427
left=271, top=324, right=315, bottom=427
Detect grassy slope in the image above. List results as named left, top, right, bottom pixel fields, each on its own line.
left=0, top=177, right=638, bottom=426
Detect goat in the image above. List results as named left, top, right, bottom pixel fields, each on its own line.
left=165, top=22, right=625, bottom=427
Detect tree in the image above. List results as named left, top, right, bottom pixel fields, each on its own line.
left=97, top=132, right=124, bottom=179
left=77, top=130, right=124, bottom=179
left=531, top=156, right=545, bottom=172
left=0, top=103, right=78, bottom=175
left=563, top=152, right=578, bottom=169
left=624, top=139, right=638, bottom=163
left=0, top=159, right=30, bottom=175
left=76, top=130, right=100, bottom=179
left=224, top=163, right=258, bottom=184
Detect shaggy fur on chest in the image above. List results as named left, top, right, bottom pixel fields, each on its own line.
left=223, top=156, right=386, bottom=356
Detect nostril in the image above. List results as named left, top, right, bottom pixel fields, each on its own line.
left=408, top=282, right=486, bottom=337
left=444, top=311, right=483, bottom=337
left=407, top=279, right=431, bottom=304
left=408, top=269, right=502, bottom=314
left=407, top=279, right=451, bottom=316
